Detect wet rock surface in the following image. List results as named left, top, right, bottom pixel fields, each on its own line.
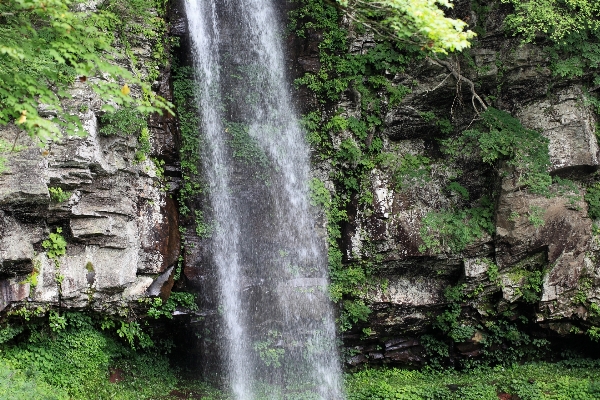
left=0, top=23, right=179, bottom=312
left=3, top=0, right=600, bottom=374
left=289, top=0, right=600, bottom=368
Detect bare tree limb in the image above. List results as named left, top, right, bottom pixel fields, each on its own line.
left=429, top=56, right=488, bottom=115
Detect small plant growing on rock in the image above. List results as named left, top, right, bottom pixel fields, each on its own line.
left=585, top=183, right=600, bottom=219
left=42, top=228, right=67, bottom=259
left=48, top=187, right=71, bottom=203
left=528, top=206, right=545, bottom=227
left=135, top=127, right=152, bottom=162
left=42, top=228, right=67, bottom=302
left=99, top=107, right=146, bottom=137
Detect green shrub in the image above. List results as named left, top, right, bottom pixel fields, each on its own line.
left=442, top=107, right=551, bottom=195
left=99, top=107, right=147, bottom=137
left=134, top=127, right=152, bottom=162
left=1, top=312, right=180, bottom=399
left=42, top=228, right=67, bottom=259
left=346, top=361, right=600, bottom=400
left=419, top=197, right=495, bottom=253
left=0, top=359, right=68, bottom=400
left=586, top=183, right=600, bottom=219
left=48, top=187, right=71, bottom=203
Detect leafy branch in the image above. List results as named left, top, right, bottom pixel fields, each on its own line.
left=335, top=0, right=476, bottom=53
left=0, top=0, right=172, bottom=147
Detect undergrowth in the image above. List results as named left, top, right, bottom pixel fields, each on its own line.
left=0, top=308, right=225, bottom=400
left=346, top=360, right=600, bottom=400
left=0, top=312, right=175, bottom=399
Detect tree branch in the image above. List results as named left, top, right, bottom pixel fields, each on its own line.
left=428, top=56, right=488, bottom=114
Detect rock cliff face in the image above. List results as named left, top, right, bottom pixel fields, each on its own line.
left=0, top=4, right=179, bottom=313
left=2, top=0, right=600, bottom=373
left=289, top=0, right=600, bottom=367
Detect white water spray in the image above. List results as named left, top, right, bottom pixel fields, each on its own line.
left=184, top=0, right=343, bottom=398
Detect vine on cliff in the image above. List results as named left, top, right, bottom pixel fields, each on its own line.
left=291, top=0, right=420, bottom=330
left=418, top=107, right=552, bottom=254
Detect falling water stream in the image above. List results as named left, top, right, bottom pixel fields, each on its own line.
left=184, top=0, right=343, bottom=398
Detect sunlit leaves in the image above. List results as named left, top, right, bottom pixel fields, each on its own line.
left=335, top=0, right=476, bottom=53
left=0, top=0, right=172, bottom=146
left=121, top=84, right=131, bottom=96
left=502, top=0, right=600, bottom=42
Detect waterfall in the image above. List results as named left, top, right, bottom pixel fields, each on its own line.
left=184, top=0, right=343, bottom=398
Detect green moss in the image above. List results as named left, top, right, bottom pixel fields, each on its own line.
left=171, top=65, right=204, bottom=218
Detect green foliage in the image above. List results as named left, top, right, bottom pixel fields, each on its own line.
left=0, top=139, right=14, bottom=175
left=503, top=0, right=600, bottom=83
left=0, top=359, right=68, bottom=400
left=553, top=176, right=582, bottom=209
left=145, top=292, right=198, bottom=320
left=48, top=311, right=67, bottom=332
left=527, top=206, right=546, bottom=227
left=135, top=127, right=151, bottom=162
left=442, top=107, right=551, bottom=195
left=503, top=0, right=600, bottom=43
left=340, top=299, right=372, bottom=331
left=116, top=321, right=153, bottom=350
left=420, top=335, right=449, bottom=368
left=42, top=228, right=67, bottom=259
left=419, top=108, right=550, bottom=254
left=419, top=197, right=494, bottom=253
left=291, top=0, right=421, bottom=330
left=0, top=324, right=25, bottom=344
left=517, top=269, right=545, bottom=303
left=391, top=154, right=431, bottom=190
left=0, top=0, right=171, bottom=147
left=337, top=138, right=362, bottom=166
left=42, top=228, right=67, bottom=298
left=335, top=0, right=476, bottom=53
left=7, top=306, right=47, bottom=321
left=20, top=260, right=41, bottom=288
left=253, top=330, right=285, bottom=368
left=486, top=261, right=499, bottom=282
left=587, top=326, right=600, bottom=341
left=194, top=210, right=214, bottom=239
left=429, top=273, right=550, bottom=368
left=309, top=178, right=331, bottom=208
left=585, top=182, right=600, bottom=219
left=446, top=181, right=469, bottom=199
left=172, top=65, right=204, bottom=219
left=48, top=187, right=71, bottom=203
left=1, top=311, right=183, bottom=399
left=99, top=106, right=147, bottom=137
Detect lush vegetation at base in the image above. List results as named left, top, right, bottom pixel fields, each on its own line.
left=3, top=328, right=600, bottom=400
left=347, top=361, right=600, bottom=400
left=0, top=311, right=224, bottom=400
